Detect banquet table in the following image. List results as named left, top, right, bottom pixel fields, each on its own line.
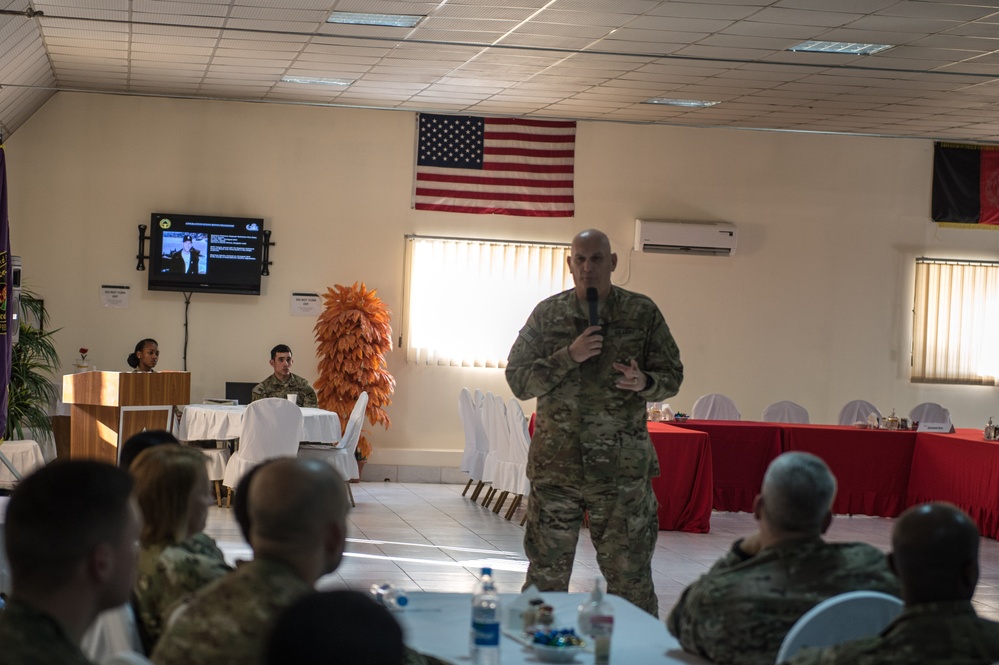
left=0, top=440, right=46, bottom=489
left=668, top=421, right=783, bottom=512
left=176, top=404, right=341, bottom=444
left=907, top=428, right=999, bottom=539
left=782, top=424, right=916, bottom=517
left=648, top=423, right=712, bottom=533
left=398, top=591, right=709, bottom=665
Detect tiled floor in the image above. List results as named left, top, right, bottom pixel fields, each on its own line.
left=204, top=481, right=999, bottom=622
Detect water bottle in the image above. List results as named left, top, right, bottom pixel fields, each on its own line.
left=588, top=579, right=614, bottom=665
left=370, top=583, right=409, bottom=611
left=470, top=567, right=500, bottom=665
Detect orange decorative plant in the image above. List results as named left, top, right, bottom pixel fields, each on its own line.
left=314, top=282, right=395, bottom=461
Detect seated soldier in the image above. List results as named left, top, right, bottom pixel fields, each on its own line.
left=152, top=458, right=451, bottom=665
left=0, top=461, right=141, bottom=665
left=667, top=451, right=900, bottom=665
left=785, top=502, right=999, bottom=665
left=250, top=344, right=318, bottom=407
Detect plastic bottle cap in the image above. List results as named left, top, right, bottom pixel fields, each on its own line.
left=396, top=595, right=409, bottom=606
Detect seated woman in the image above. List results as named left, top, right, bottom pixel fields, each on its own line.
left=127, top=338, right=159, bottom=372
left=131, top=445, right=232, bottom=648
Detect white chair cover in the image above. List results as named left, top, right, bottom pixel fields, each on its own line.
left=221, top=398, right=303, bottom=490
left=480, top=393, right=508, bottom=485
left=496, top=398, right=530, bottom=497
left=691, top=393, right=741, bottom=420
left=775, top=590, right=903, bottom=663
left=459, top=388, right=478, bottom=474
left=838, top=400, right=881, bottom=426
left=324, top=392, right=369, bottom=482
left=909, top=402, right=951, bottom=425
left=201, top=448, right=230, bottom=481
left=761, top=400, right=810, bottom=424
left=81, top=604, right=144, bottom=663
left=101, top=654, right=154, bottom=665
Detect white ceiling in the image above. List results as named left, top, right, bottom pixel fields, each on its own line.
left=3, top=0, right=999, bottom=142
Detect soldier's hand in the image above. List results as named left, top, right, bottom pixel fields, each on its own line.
left=613, top=359, right=647, bottom=392
left=569, top=326, right=603, bottom=363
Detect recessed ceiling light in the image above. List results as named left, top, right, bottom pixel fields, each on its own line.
left=642, top=98, right=720, bottom=108
left=788, top=41, right=894, bottom=55
left=281, top=76, right=354, bottom=86
left=327, top=11, right=423, bottom=28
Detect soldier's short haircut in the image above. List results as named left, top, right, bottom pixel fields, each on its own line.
left=761, top=452, right=836, bottom=534
left=5, top=461, right=134, bottom=589
left=270, top=344, right=292, bottom=360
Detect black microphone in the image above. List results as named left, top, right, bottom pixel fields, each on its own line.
left=586, top=287, right=599, bottom=327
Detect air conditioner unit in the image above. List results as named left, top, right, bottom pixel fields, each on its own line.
left=634, top=219, right=737, bottom=256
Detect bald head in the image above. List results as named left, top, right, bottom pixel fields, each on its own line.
left=568, top=229, right=617, bottom=300
left=891, top=502, right=979, bottom=604
left=248, top=458, right=350, bottom=580
left=572, top=229, right=612, bottom=254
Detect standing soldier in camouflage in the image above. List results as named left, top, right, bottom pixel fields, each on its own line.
left=785, top=502, right=999, bottom=665
left=251, top=343, right=318, bottom=407
left=506, top=228, right=683, bottom=616
left=667, top=452, right=900, bottom=665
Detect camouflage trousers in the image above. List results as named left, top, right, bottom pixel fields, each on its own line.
left=523, top=477, right=660, bottom=616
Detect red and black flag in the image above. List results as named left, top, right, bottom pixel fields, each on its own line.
left=932, top=142, right=999, bottom=225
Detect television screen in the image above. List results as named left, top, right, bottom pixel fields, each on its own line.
left=148, top=213, right=265, bottom=295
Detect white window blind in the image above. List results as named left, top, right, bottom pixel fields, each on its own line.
left=912, top=258, right=999, bottom=385
left=404, top=236, right=572, bottom=367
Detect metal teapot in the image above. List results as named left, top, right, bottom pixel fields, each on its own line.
left=986, top=417, right=999, bottom=441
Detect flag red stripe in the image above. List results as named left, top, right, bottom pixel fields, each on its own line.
left=484, top=118, right=577, bottom=129
left=484, top=147, right=575, bottom=159
left=415, top=187, right=573, bottom=204
left=484, top=131, right=576, bottom=144
left=417, top=172, right=574, bottom=188
left=414, top=202, right=574, bottom=216
left=981, top=150, right=999, bottom=224
left=482, top=163, right=573, bottom=174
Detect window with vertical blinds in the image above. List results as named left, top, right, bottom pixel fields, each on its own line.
left=404, top=236, right=572, bottom=367
left=912, top=258, right=999, bottom=385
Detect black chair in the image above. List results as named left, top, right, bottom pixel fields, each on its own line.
left=225, top=382, right=257, bottom=406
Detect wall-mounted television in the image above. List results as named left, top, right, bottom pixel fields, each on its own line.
left=148, top=213, right=265, bottom=295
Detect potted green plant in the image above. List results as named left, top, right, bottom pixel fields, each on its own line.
left=313, top=282, right=395, bottom=479
left=5, top=291, right=60, bottom=442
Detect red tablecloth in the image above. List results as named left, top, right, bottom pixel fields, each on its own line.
left=648, top=423, right=713, bottom=533
left=782, top=424, right=916, bottom=518
left=908, top=428, right=999, bottom=539
left=670, top=420, right=782, bottom=512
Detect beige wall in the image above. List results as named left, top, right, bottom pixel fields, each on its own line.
left=8, top=92, right=999, bottom=466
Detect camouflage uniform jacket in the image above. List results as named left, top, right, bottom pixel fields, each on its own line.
left=151, top=557, right=310, bottom=665
left=784, top=600, right=999, bottom=665
left=135, top=533, right=232, bottom=646
left=667, top=536, right=900, bottom=665
left=506, top=286, right=682, bottom=485
left=0, top=599, right=94, bottom=665
left=250, top=373, right=318, bottom=407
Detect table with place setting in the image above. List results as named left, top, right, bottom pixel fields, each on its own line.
left=397, top=591, right=710, bottom=665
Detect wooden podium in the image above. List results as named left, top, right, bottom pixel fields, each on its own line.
left=62, top=371, right=191, bottom=464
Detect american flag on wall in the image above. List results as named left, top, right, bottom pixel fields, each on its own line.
left=413, top=113, right=575, bottom=217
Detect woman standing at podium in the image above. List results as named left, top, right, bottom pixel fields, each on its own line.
left=127, top=338, right=159, bottom=372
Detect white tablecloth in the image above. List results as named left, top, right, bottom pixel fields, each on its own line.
left=0, top=440, right=46, bottom=488
left=398, top=592, right=708, bottom=665
left=177, top=404, right=341, bottom=444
